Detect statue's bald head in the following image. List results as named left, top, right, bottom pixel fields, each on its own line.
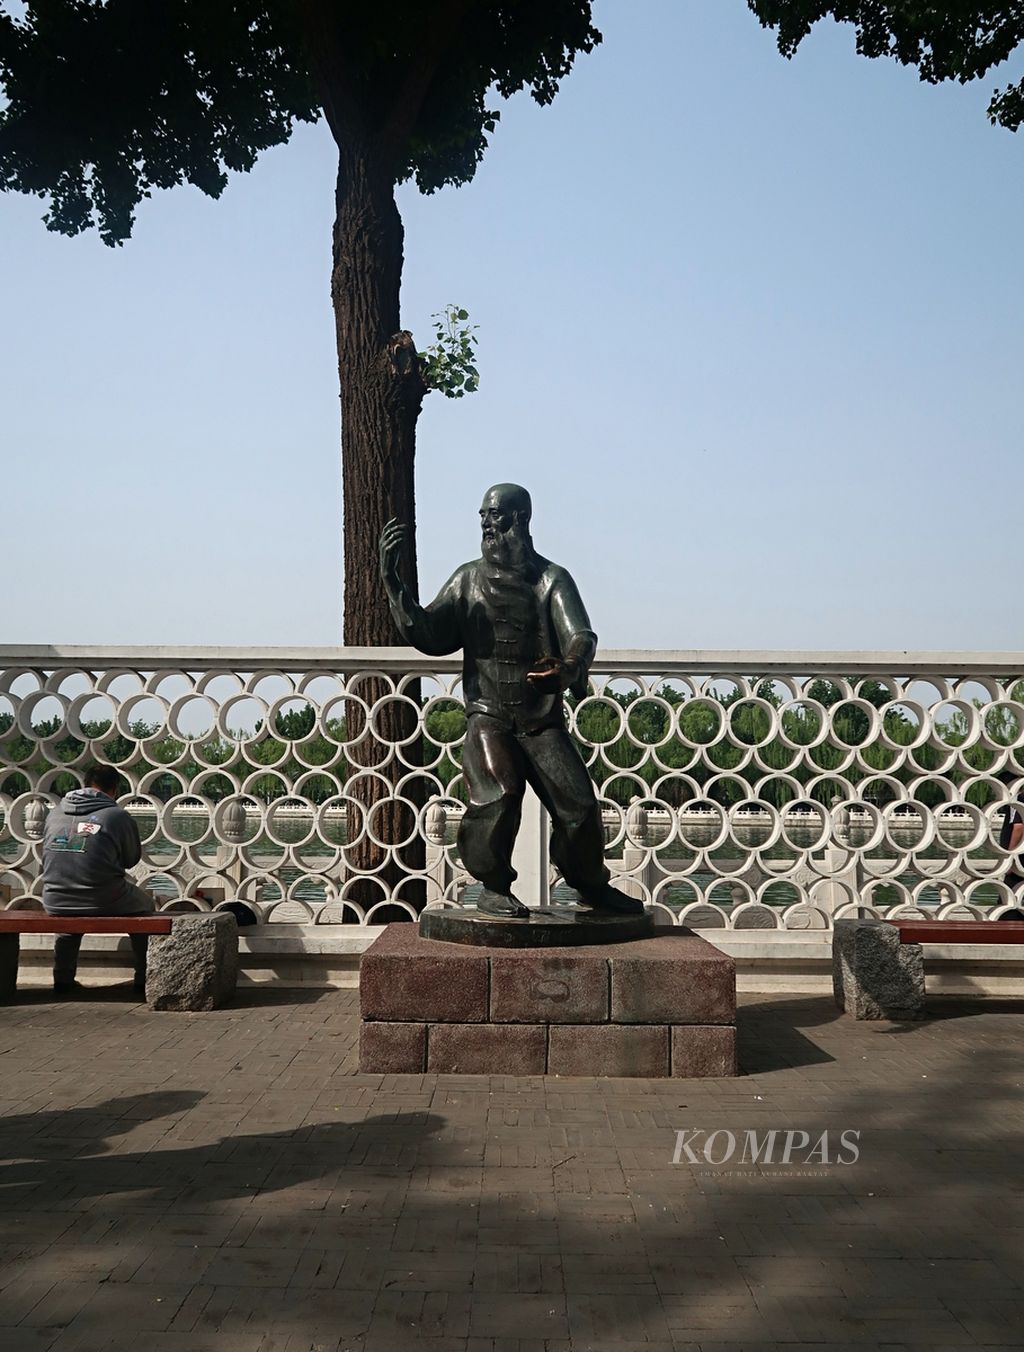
left=481, top=483, right=531, bottom=521
left=479, top=483, right=534, bottom=566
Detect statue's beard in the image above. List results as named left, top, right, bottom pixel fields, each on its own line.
left=481, top=524, right=532, bottom=568
left=480, top=525, right=541, bottom=631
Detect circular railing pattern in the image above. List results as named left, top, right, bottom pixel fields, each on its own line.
left=1, top=656, right=1022, bottom=928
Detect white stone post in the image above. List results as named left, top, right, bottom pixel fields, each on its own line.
left=424, top=802, right=450, bottom=904
left=512, top=785, right=550, bottom=908
left=817, top=845, right=849, bottom=914
left=217, top=799, right=247, bottom=896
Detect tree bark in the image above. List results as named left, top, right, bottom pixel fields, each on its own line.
left=330, top=145, right=426, bottom=913
left=332, top=147, right=424, bottom=646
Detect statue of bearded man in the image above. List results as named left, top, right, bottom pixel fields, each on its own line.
left=379, top=483, right=641, bottom=919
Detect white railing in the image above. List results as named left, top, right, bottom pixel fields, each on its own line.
left=2, top=646, right=1023, bottom=931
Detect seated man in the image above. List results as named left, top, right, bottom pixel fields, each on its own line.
left=41, top=764, right=154, bottom=993
left=999, top=802, right=1024, bottom=919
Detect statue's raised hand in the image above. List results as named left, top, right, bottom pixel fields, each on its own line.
left=379, top=518, right=406, bottom=585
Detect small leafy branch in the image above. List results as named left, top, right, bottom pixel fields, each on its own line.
left=420, top=304, right=479, bottom=398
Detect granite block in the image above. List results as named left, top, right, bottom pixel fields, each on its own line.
left=360, top=923, right=488, bottom=1022
left=608, top=931, right=735, bottom=1024
left=833, top=919, right=925, bottom=1020
left=427, top=1022, right=547, bottom=1075
left=359, top=1021, right=426, bottom=1073
left=671, top=1024, right=737, bottom=1077
left=547, top=1023, right=669, bottom=1078
left=146, top=913, right=238, bottom=1011
left=489, top=950, right=609, bottom=1023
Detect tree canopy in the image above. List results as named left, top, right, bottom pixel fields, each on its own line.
left=0, top=0, right=600, bottom=245
left=748, top=2, right=1024, bottom=131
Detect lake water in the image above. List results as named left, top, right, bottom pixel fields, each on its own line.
left=129, top=811, right=1000, bottom=910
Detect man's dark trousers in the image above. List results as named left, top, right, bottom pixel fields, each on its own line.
left=51, top=889, right=155, bottom=985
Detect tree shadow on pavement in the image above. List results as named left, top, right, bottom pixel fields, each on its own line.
left=737, top=994, right=838, bottom=1071
left=0, top=1092, right=207, bottom=1162
left=0, top=1108, right=449, bottom=1211
left=1, top=1000, right=1022, bottom=1349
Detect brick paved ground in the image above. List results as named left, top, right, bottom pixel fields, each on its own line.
left=1, top=985, right=1022, bottom=1351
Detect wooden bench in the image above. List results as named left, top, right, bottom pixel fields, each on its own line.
left=834, top=917, right=1024, bottom=1019
left=0, top=911, right=237, bottom=1010
left=890, top=920, right=1024, bottom=946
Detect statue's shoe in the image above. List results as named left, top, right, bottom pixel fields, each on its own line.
left=476, top=889, right=530, bottom=919
left=578, top=884, right=644, bottom=916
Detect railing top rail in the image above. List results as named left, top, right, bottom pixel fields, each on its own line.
left=0, top=645, right=1023, bottom=677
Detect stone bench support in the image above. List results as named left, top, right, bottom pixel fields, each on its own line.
left=832, top=919, right=924, bottom=1020
left=146, top=913, right=239, bottom=1010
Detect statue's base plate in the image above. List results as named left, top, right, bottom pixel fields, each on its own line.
left=418, top=905, right=655, bottom=948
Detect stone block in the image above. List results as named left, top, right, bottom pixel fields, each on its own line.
left=146, top=913, right=238, bottom=1011
left=427, top=1023, right=546, bottom=1075
left=833, top=919, right=925, bottom=1020
left=608, top=932, right=735, bottom=1024
left=360, top=923, right=488, bottom=1023
left=0, top=933, right=19, bottom=1000
left=489, top=950, right=609, bottom=1023
left=359, top=1021, right=426, bottom=1074
left=547, top=1023, right=669, bottom=1078
left=671, top=1025, right=737, bottom=1077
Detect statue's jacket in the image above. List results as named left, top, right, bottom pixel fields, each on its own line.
left=386, top=553, right=597, bottom=735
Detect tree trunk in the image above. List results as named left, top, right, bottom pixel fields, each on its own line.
left=332, top=148, right=423, bottom=645
left=331, top=146, right=426, bottom=915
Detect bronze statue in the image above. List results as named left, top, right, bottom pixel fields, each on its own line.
left=380, top=483, right=642, bottom=919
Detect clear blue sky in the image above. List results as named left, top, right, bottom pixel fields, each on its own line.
left=2, top=2, right=1021, bottom=652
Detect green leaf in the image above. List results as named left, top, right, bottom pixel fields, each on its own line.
left=422, top=302, right=481, bottom=399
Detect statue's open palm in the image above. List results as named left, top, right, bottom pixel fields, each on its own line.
left=379, top=518, right=406, bottom=583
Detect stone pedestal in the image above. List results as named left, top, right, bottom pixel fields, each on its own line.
left=146, top=913, right=239, bottom=1011
left=359, top=923, right=737, bottom=1077
left=833, top=918, right=924, bottom=1020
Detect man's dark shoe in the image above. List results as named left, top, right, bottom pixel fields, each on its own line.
left=476, top=889, right=530, bottom=919
left=578, top=884, right=645, bottom=916
left=52, top=979, right=85, bottom=996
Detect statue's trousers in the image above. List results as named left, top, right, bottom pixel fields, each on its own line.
left=457, top=713, right=610, bottom=897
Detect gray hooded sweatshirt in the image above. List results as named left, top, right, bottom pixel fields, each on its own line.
left=41, top=788, right=143, bottom=914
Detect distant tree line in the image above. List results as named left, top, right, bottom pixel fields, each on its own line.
left=2, top=679, right=1020, bottom=812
